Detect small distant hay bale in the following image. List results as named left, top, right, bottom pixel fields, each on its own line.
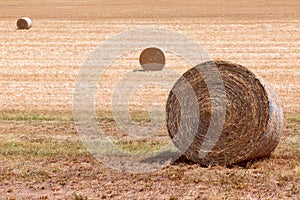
left=166, top=60, right=284, bottom=166
left=139, top=47, right=166, bottom=71
left=16, top=17, right=32, bottom=30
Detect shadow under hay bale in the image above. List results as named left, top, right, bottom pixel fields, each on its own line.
left=166, top=60, right=284, bottom=167
left=139, top=47, right=165, bottom=71
left=16, top=17, right=32, bottom=30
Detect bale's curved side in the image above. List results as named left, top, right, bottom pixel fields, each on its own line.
left=16, top=17, right=32, bottom=30
left=247, top=82, right=284, bottom=160
left=166, top=60, right=283, bottom=166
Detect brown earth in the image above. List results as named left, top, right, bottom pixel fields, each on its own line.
left=0, top=118, right=299, bottom=199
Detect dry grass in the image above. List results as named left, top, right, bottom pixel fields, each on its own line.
left=0, top=3, right=299, bottom=113
left=0, top=0, right=299, bottom=199
left=166, top=60, right=282, bottom=166
left=0, top=110, right=72, bottom=122
left=0, top=110, right=151, bottom=123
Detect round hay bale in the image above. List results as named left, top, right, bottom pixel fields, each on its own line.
left=139, top=47, right=165, bottom=71
left=16, top=17, right=32, bottom=30
left=166, top=60, right=284, bottom=166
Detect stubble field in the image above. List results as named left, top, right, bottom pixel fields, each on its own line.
left=0, top=0, right=299, bottom=199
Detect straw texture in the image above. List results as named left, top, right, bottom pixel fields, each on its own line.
left=16, top=17, right=32, bottom=30
left=139, top=47, right=165, bottom=71
left=166, top=60, right=284, bottom=166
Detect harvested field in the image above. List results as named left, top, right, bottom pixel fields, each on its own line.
left=1, top=17, right=299, bottom=112
left=0, top=0, right=299, bottom=199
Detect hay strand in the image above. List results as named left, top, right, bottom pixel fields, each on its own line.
left=166, top=60, right=284, bottom=166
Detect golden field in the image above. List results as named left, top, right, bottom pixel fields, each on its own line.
left=0, top=0, right=299, bottom=199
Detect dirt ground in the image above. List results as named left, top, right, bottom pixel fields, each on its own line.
left=0, top=0, right=299, bottom=199
left=0, top=118, right=299, bottom=199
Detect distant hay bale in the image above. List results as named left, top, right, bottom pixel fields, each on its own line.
left=139, top=47, right=165, bottom=71
left=166, top=60, right=284, bottom=166
left=16, top=17, right=32, bottom=30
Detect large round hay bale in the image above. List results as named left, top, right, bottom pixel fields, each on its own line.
left=139, top=47, right=165, bottom=71
left=16, top=17, right=32, bottom=30
left=166, top=60, right=284, bottom=166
